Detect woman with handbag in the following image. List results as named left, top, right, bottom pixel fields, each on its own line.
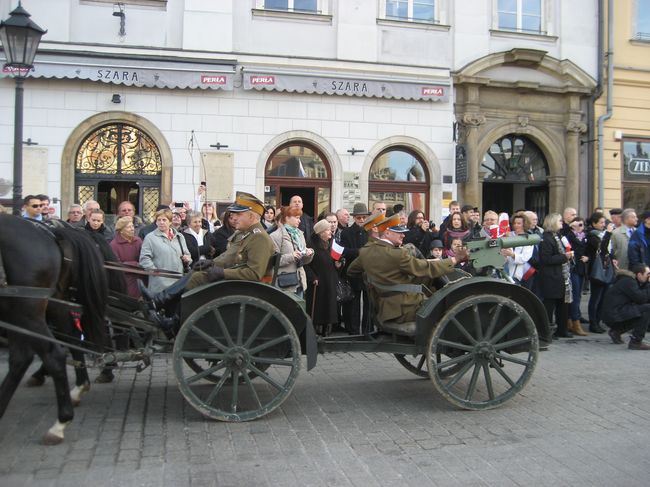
left=270, top=206, right=314, bottom=297
left=586, top=212, right=615, bottom=333
left=566, top=216, right=589, bottom=335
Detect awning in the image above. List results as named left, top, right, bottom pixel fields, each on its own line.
left=242, top=67, right=449, bottom=102
left=0, top=52, right=235, bottom=90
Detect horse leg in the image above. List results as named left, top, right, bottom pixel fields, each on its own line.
left=69, top=349, right=90, bottom=407
left=26, top=363, right=48, bottom=387
left=37, top=341, right=74, bottom=445
left=0, top=341, right=35, bottom=418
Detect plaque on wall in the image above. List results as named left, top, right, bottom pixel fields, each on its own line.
left=201, top=152, right=234, bottom=202
left=455, top=144, right=467, bottom=183
left=343, top=172, right=361, bottom=212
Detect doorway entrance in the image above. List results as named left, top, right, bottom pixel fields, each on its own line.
left=279, top=187, right=315, bottom=218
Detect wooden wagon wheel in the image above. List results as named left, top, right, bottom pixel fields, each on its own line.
left=173, top=295, right=301, bottom=422
left=182, top=357, right=270, bottom=384
left=426, top=294, right=538, bottom=410
left=394, top=353, right=461, bottom=379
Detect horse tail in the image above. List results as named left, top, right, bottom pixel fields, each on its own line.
left=52, top=226, right=109, bottom=351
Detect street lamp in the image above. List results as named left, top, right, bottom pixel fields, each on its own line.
left=0, top=1, right=46, bottom=215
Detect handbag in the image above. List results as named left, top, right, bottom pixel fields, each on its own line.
left=590, top=250, right=614, bottom=284
left=336, top=277, right=354, bottom=303
left=276, top=271, right=300, bottom=288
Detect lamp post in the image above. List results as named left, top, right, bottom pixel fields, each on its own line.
left=0, top=2, right=46, bottom=215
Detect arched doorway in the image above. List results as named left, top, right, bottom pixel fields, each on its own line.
left=481, top=134, right=549, bottom=218
left=368, top=147, right=429, bottom=215
left=264, top=142, right=331, bottom=218
left=75, top=123, right=162, bottom=223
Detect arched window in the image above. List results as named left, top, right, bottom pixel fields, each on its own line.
left=264, top=143, right=331, bottom=218
left=482, top=135, right=548, bottom=182
left=75, top=123, right=162, bottom=221
left=369, top=147, right=429, bottom=215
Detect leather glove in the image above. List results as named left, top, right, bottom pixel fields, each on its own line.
left=206, top=266, right=225, bottom=283
left=193, top=259, right=214, bottom=271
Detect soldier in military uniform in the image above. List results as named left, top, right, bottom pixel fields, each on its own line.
left=139, top=191, right=274, bottom=330
left=347, top=214, right=466, bottom=324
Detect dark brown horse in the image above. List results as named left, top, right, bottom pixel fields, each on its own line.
left=0, top=215, right=109, bottom=444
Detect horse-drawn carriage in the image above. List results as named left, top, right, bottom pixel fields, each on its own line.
left=0, top=215, right=549, bottom=443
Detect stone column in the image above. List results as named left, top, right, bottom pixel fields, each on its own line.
left=547, top=175, right=566, bottom=215
left=459, top=112, right=486, bottom=207
left=565, top=120, right=587, bottom=211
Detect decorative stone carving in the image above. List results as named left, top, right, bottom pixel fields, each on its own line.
left=461, top=113, right=486, bottom=127
left=566, top=120, right=587, bottom=134
left=518, top=115, right=529, bottom=127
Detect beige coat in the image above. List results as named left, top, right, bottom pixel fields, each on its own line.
left=269, top=224, right=313, bottom=293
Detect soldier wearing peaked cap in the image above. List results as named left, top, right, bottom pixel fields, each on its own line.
left=139, top=191, right=275, bottom=331
left=347, top=214, right=466, bottom=324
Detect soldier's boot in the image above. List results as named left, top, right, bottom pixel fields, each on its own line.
left=138, top=273, right=192, bottom=311
left=571, top=319, right=587, bottom=336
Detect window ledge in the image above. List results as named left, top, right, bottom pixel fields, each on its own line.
left=252, top=8, right=332, bottom=24
left=376, top=18, right=450, bottom=31
left=630, top=38, right=650, bottom=46
left=80, top=0, right=167, bottom=7
left=490, top=29, right=557, bottom=43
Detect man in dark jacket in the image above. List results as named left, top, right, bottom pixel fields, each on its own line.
left=628, top=211, right=650, bottom=269
left=289, top=195, right=314, bottom=242
left=602, top=264, right=650, bottom=350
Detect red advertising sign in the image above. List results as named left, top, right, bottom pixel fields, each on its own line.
left=250, top=75, right=275, bottom=85
left=200, top=75, right=227, bottom=85
left=421, top=86, right=444, bottom=97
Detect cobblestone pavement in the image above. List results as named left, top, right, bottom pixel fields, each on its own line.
left=1, top=328, right=649, bottom=486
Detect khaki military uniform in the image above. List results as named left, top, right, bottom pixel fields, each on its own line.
left=347, top=238, right=454, bottom=323
left=187, top=222, right=274, bottom=289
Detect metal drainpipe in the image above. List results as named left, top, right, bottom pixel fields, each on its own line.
left=596, top=0, right=614, bottom=208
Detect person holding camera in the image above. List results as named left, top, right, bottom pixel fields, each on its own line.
left=270, top=206, right=314, bottom=297
left=404, top=210, right=438, bottom=255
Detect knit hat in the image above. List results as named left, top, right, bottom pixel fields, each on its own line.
left=313, top=219, right=330, bottom=235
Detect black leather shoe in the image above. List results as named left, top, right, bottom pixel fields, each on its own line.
left=589, top=321, right=606, bottom=334
left=608, top=328, right=624, bottom=344
left=628, top=339, right=650, bottom=350
left=554, top=331, right=573, bottom=338
left=579, top=317, right=589, bottom=324
left=138, top=280, right=156, bottom=310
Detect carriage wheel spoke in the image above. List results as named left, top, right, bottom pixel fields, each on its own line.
left=179, top=351, right=225, bottom=360
left=489, top=316, right=521, bottom=345
left=472, top=305, right=483, bottom=341
left=489, top=357, right=516, bottom=387
left=493, top=336, right=532, bottom=351
left=248, top=334, right=291, bottom=355
left=236, top=303, right=245, bottom=346
left=213, top=309, right=235, bottom=348
left=252, top=357, right=295, bottom=366
left=189, top=326, right=228, bottom=353
left=465, top=363, right=481, bottom=401
left=186, top=361, right=227, bottom=384
left=230, top=370, right=239, bottom=413
left=205, top=372, right=230, bottom=405
left=449, top=318, right=478, bottom=345
left=242, top=370, right=263, bottom=410
left=416, top=355, right=426, bottom=372
left=243, top=312, right=273, bottom=348
left=249, top=364, right=284, bottom=391
left=437, top=339, right=475, bottom=353
left=444, top=357, right=475, bottom=388
left=436, top=352, right=473, bottom=371
left=484, top=303, right=503, bottom=341
left=482, top=363, right=495, bottom=400
left=494, top=352, right=532, bottom=367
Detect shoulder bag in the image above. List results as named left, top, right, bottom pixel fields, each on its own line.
left=590, top=248, right=614, bottom=284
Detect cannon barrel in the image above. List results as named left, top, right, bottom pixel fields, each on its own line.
left=465, top=234, right=541, bottom=271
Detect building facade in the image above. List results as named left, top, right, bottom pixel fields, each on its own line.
left=0, top=0, right=598, bottom=222
left=595, top=0, right=650, bottom=214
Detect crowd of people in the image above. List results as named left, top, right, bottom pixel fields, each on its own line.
left=16, top=191, right=650, bottom=349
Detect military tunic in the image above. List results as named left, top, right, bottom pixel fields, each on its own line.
left=187, top=222, right=274, bottom=289
left=347, top=238, right=455, bottom=323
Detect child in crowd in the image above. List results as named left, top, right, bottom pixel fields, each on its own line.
left=428, top=239, right=444, bottom=260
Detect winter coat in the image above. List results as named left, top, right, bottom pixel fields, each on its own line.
left=602, top=270, right=650, bottom=324
left=566, top=230, right=588, bottom=276
left=299, top=213, right=314, bottom=243
left=139, top=228, right=190, bottom=293
left=269, top=224, right=313, bottom=293
left=586, top=227, right=612, bottom=278
left=183, top=228, right=214, bottom=263
left=610, top=225, right=634, bottom=271
left=537, top=231, right=568, bottom=299
left=212, top=225, right=234, bottom=256
left=628, top=225, right=650, bottom=269
left=340, top=223, right=367, bottom=265
left=84, top=222, right=114, bottom=243
left=305, top=235, right=339, bottom=325
left=110, top=233, right=144, bottom=298
left=504, top=232, right=535, bottom=282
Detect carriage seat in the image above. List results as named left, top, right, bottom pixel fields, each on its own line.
left=365, top=277, right=424, bottom=337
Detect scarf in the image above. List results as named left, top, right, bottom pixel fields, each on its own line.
left=186, top=227, right=204, bottom=246
left=573, top=230, right=585, bottom=241
left=284, top=224, right=305, bottom=252
left=554, top=233, right=572, bottom=304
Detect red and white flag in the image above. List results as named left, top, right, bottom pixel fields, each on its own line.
left=522, top=262, right=536, bottom=281
left=489, top=224, right=498, bottom=239
left=498, top=213, right=510, bottom=237
left=560, top=236, right=572, bottom=252
left=330, top=240, right=344, bottom=261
